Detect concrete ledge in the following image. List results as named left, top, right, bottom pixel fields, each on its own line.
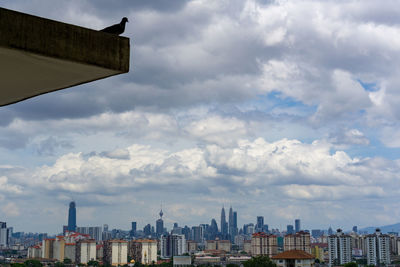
left=0, top=7, right=130, bottom=106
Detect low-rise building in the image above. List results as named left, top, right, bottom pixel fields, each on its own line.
left=227, top=256, right=252, bottom=264
left=272, top=250, right=315, bottom=267
left=311, top=243, right=327, bottom=263
left=194, top=256, right=221, bottom=265
left=173, top=255, right=191, bottom=267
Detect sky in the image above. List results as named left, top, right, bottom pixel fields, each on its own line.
left=1, top=0, right=400, bottom=235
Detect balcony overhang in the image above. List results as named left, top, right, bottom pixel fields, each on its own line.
left=0, top=7, right=130, bottom=106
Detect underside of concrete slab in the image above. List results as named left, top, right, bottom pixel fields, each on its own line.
left=0, top=7, right=130, bottom=106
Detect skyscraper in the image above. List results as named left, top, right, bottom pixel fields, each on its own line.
left=0, top=222, right=9, bottom=247
left=68, top=201, right=76, bottom=232
left=229, top=206, right=233, bottom=236
left=131, top=222, right=137, bottom=237
left=256, top=216, right=264, bottom=232
left=287, top=225, right=294, bottom=234
left=210, top=219, right=218, bottom=240
left=295, top=219, right=301, bottom=233
left=233, top=211, right=238, bottom=236
left=156, top=209, right=164, bottom=237
left=221, top=206, right=227, bottom=238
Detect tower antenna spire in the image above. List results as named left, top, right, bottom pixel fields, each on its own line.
left=159, top=203, right=163, bottom=218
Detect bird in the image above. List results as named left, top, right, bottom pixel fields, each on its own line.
left=100, top=17, right=129, bottom=35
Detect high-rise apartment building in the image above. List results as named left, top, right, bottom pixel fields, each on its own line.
left=328, top=229, right=351, bottom=267
left=103, top=240, right=128, bottom=266
left=287, top=225, right=294, bottom=235
left=68, top=202, right=77, bottom=232
left=42, top=238, right=56, bottom=259
left=251, top=232, right=278, bottom=257
left=160, top=234, right=186, bottom=258
left=76, top=240, right=96, bottom=264
left=128, top=239, right=157, bottom=264
left=76, top=226, right=102, bottom=241
left=284, top=231, right=311, bottom=253
left=366, top=229, right=390, bottom=266
left=295, top=219, right=301, bottom=233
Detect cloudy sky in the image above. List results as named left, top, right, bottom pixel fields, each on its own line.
left=1, top=0, right=400, bottom=234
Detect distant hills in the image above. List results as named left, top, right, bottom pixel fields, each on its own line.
left=359, top=223, right=400, bottom=234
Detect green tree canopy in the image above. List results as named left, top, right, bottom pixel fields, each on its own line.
left=343, top=262, right=357, bottom=267
left=87, top=260, right=99, bottom=266
left=243, top=255, right=277, bottom=267
left=24, top=259, right=43, bottom=267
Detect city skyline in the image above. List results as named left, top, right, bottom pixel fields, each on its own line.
left=1, top=0, right=400, bottom=234
left=2, top=201, right=393, bottom=236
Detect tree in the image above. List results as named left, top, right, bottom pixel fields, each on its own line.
left=54, top=262, right=65, bottom=267
left=24, top=259, right=43, bottom=267
left=243, top=256, right=277, bottom=267
left=11, top=264, right=25, bottom=267
left=344, top=263, right=357, bottom=267
left=315, top=259, right=320, bottom=263
left=63, top=258, right=72, bottom=264
left=227, top=264, right=238, bottom=267
left=87, top=260, right=99, bottom=266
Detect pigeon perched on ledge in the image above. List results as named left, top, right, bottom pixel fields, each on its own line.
left=100, top=17, right=129, bottom=35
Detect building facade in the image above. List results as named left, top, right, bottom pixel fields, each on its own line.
left=76, top=240, right=96, bottom=264
left=366, top=229, right=390, bottom=266
left=284, top=231, right=311, bottom=253
left=103, top=240, right=128, bottom=266
left=251, top=232, right=278, bottom=257
left=128, top=239, right=157, bottom=264
left=68, top=202, right=76, bottom=232
left=272, top=250, right=315, bottom=267
left=328, top=229, right=351, bottom=267
left=161, top=234, right=186, bottom=258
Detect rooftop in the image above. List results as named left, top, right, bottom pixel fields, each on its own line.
left=0, top=7, right=129, bottom=106
left=272, top=250, right=315, bottom=260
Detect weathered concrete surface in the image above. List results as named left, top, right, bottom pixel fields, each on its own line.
left=0, top=7, right=130, bottom=106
